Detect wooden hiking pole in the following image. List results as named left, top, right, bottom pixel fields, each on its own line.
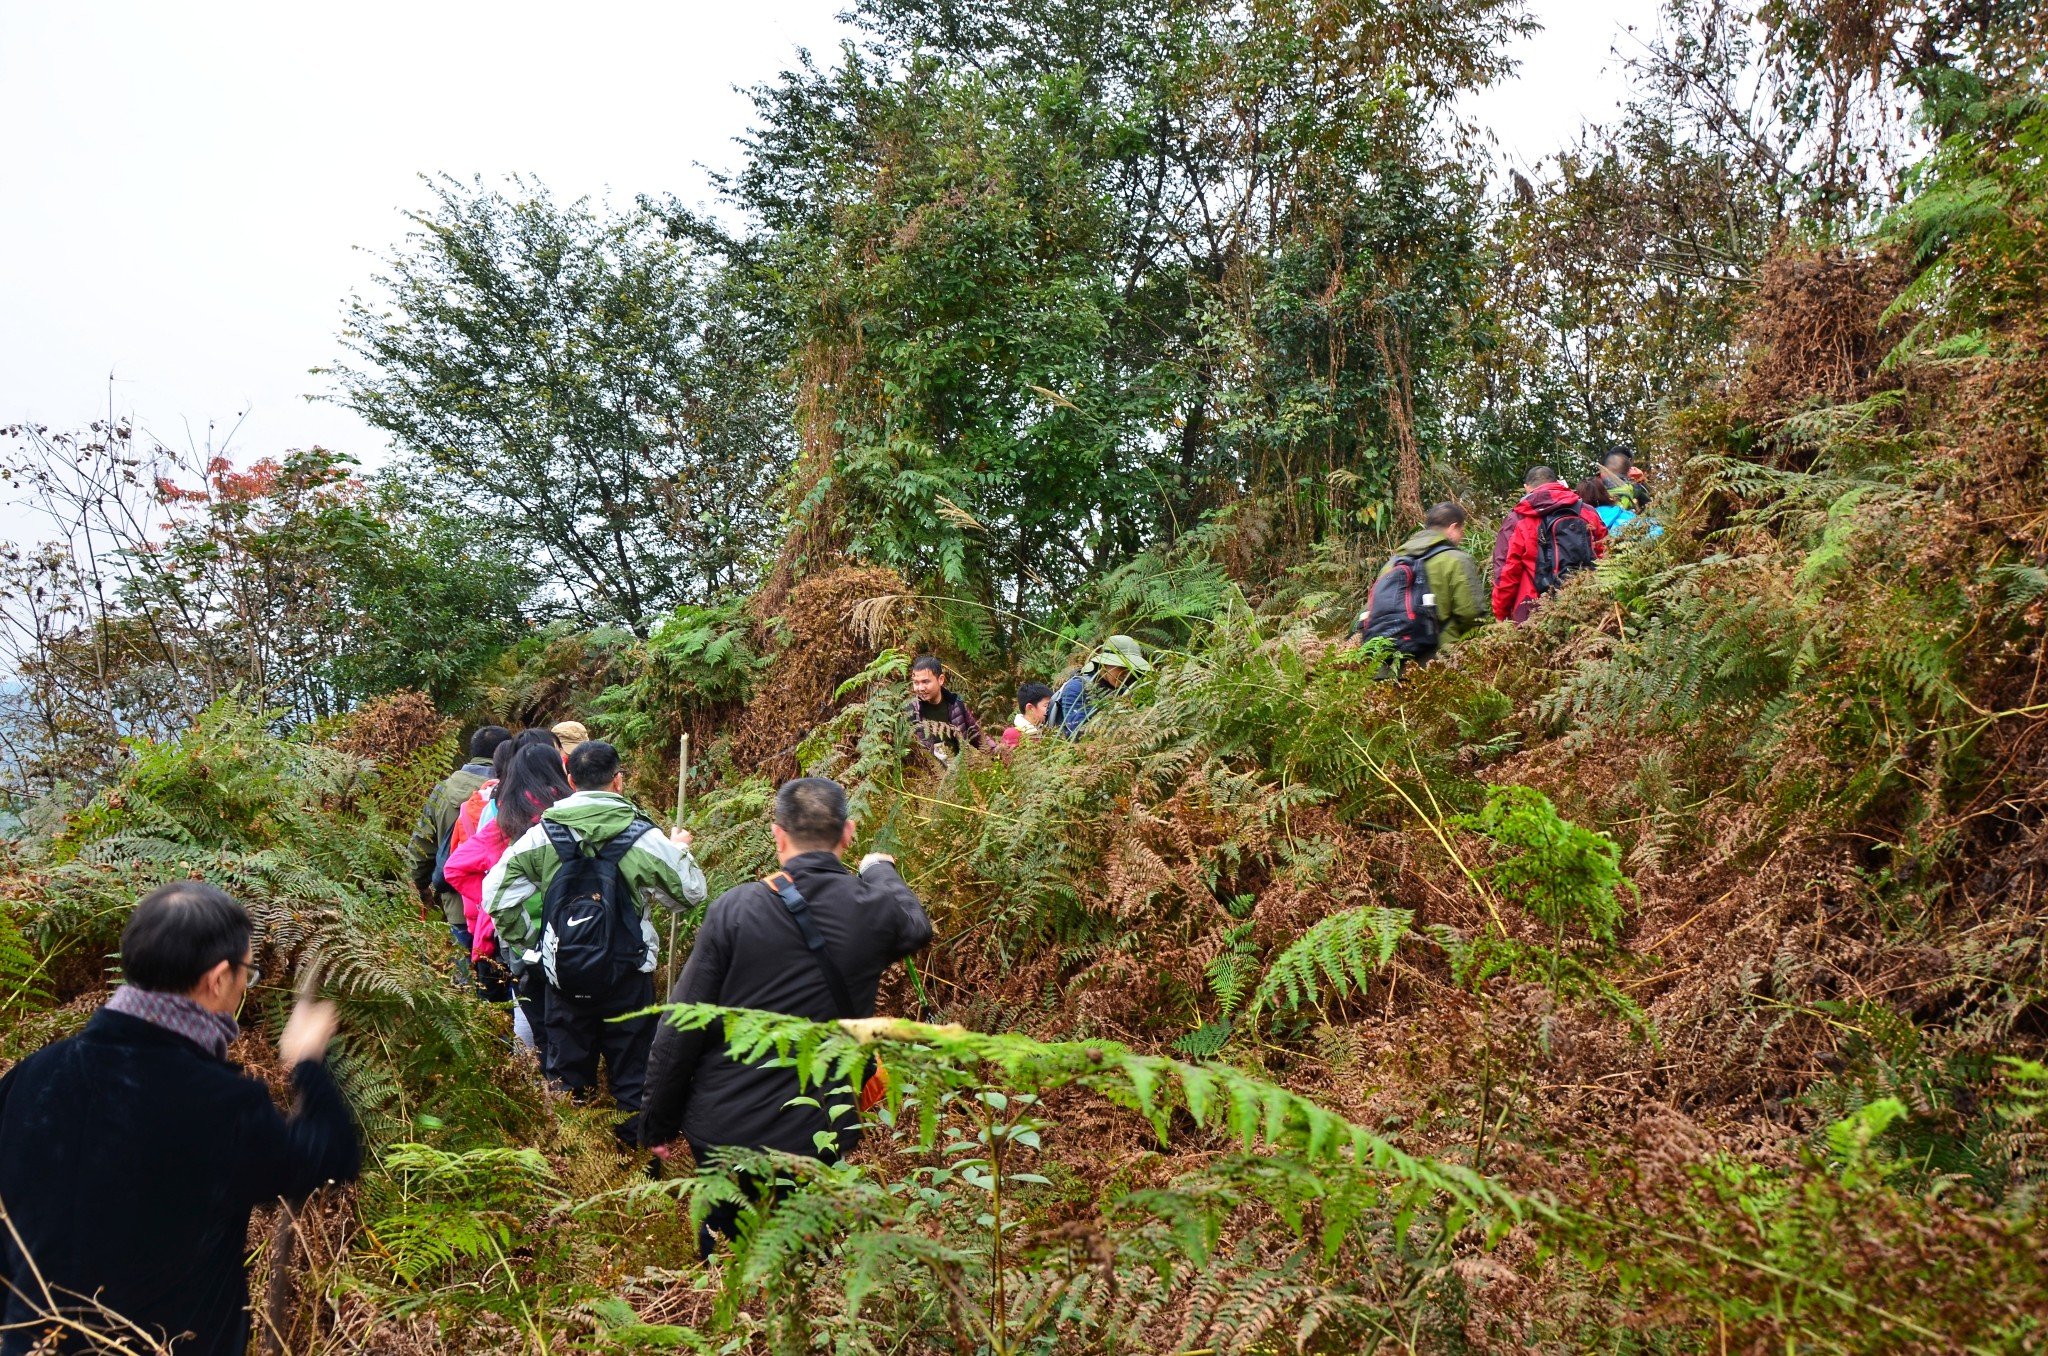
left=666, top=731, right=689, bottom=995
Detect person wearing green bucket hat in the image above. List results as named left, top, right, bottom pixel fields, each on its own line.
left=1050, top=634, right=1152, bottom=736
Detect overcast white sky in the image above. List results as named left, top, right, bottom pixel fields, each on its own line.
left=0, top=1, right=1656, bottom=476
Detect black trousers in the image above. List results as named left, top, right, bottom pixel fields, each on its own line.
left=687, top=1139, right=840, bottom=1258
left=473, top=951, right=513, bottom=1004
left=542, top=970, right=655, bottom=1146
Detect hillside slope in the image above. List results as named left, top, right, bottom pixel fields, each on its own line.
left=3, top=76, right=2048, bottom=1356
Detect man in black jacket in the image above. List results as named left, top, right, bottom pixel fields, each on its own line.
left=0, top=881, right=359, bottom=1356
left=640, top=776, right=933, bottom=1248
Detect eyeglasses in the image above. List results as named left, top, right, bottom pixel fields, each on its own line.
left=238, top=960, right=264, bottom=987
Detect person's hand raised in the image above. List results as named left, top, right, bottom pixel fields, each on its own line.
left=670, top=826, right=693, bottom=849
left=279, top=999, right=339, bottom=1066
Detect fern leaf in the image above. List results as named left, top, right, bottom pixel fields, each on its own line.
left=1248, top=905, right=1413, bottom=1024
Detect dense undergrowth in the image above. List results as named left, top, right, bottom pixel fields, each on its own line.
left=5, top=42, right=2048, bottom=1356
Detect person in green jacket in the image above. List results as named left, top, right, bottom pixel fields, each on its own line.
left=483, top=740, right=706, bottom=1146
left=1377, top=502, right=1485, bottom=648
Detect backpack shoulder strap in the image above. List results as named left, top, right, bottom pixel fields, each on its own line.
left=598, top=818, right=651, bottom=866
left=1415, top=542, right=1455, bottom=563
left=542, top=819, right=581, bottom=865
left=763, top=870, right=857, bottom=1019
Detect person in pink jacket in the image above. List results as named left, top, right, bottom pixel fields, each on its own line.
left=444, top=818, right=510, bottom=960
left=442, top=745, right=573, bottom=1046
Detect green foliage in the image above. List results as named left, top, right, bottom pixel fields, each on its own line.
left=1458, top=784, right=1634, bottom=944
left=359, top=1144, right=561, bottom=1288
left=15, top=700, right=541, bottom=1144
left=680, top=776, right=779, bottom=902
left=624, top=1006, right=1522, bottom=1353
left=1076, top=530, right=1238, bottom=656
left=329, top=175, right=791, bottom=632
left=1429, top=924, right=1655, bottom=1041
left=637, top=603, right=760, bottom=708
left=1886, top=99, right=2048, bottom=360
left=1464, top=94, right=1775, bottom=488
left=306, top=470, right=533, bottom=716
left=0, top=432, right=528, bottom=790
left=0, top=904, right=45, bottom=1028
left=475, top=622, right=641, bottom=734
left=1823, top=1097, right=1909, bottom=1186
left=798, top=646, right=913, bottom=804
left=596, top=598, right=763, bottom=772
left=1988, top=1057, right=2048, bottom=1200
left=10, top=12, right=2048, bottom=1354
left=1249, top=905, right=1413, bottom=1026
left=1564, top=1115, right=2048, bottom=1353
left=1204, top=921, right=1262, bottom=1018
left=737, top=0, right=1534, bottom=623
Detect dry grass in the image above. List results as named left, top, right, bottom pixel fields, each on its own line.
left=729, top=564, right=912, bottom=780
left=1734, top=247, right=1913, bottom=430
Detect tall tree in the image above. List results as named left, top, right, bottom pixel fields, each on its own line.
left=328, top=177, right=793, bottom=635
left=733, top=0, right=1529, bottom=646
left=1461, top=103, right=1779, bottom=488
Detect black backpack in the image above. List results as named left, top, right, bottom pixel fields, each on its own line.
left=539, top=816, right=652, bottom=1000
left=1534, top=505, right=1596, bottom=596
left=1361, top=543, right=1455, bottom=659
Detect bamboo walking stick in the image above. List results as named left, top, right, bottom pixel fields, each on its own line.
left=666, top=731, right=689, bottom=996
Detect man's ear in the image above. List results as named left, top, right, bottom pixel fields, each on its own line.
left=839, top=819, right=858, bottom=852
left=190, top=957, right=233, bottom=1001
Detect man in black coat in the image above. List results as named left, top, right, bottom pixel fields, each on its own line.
left=640, top=776, right=933, bottom=1247
left=0, top=881, right=359, bottom=1356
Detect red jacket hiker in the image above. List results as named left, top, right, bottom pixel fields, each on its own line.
left=1491, top=483, right=1609, bottom=623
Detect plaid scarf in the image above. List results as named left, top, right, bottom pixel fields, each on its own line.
left=105, top=985, right=242, bottom=1059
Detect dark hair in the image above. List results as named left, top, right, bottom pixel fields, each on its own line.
left=492, top=727, right=557, bottom=782
left=470, top=725, right=513, bottom=759
left=1423, top=502, right=1466, bottom=529
left=1017, top=681, right=1053, bottom=710
left=909, top=654, right=945, bottom=678
left=119, top=881, right=253, bottom=993
left=565, top=740, right=621, bottom=790
left=496, top=744, right=574, bottom=843
left=1575, top=476, right=1614, bottom=508
left=1600, top=449, right=1633, bottom=472
left=1523, top=465, right=1557, bottom=489
left=774, top=777, right=849, bottom=852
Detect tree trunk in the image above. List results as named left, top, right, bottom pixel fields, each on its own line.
left=1373, top=318, right=1426, bottom=527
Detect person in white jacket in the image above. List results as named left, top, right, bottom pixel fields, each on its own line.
left=483, top=740, right=705, bottom=1145
left=1001, top=681, right=1054, bottom=750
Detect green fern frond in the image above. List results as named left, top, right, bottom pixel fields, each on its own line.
left=1248, top=906, right=1413, bottom=1024
left=0, top=904, right=47, bottom=1023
